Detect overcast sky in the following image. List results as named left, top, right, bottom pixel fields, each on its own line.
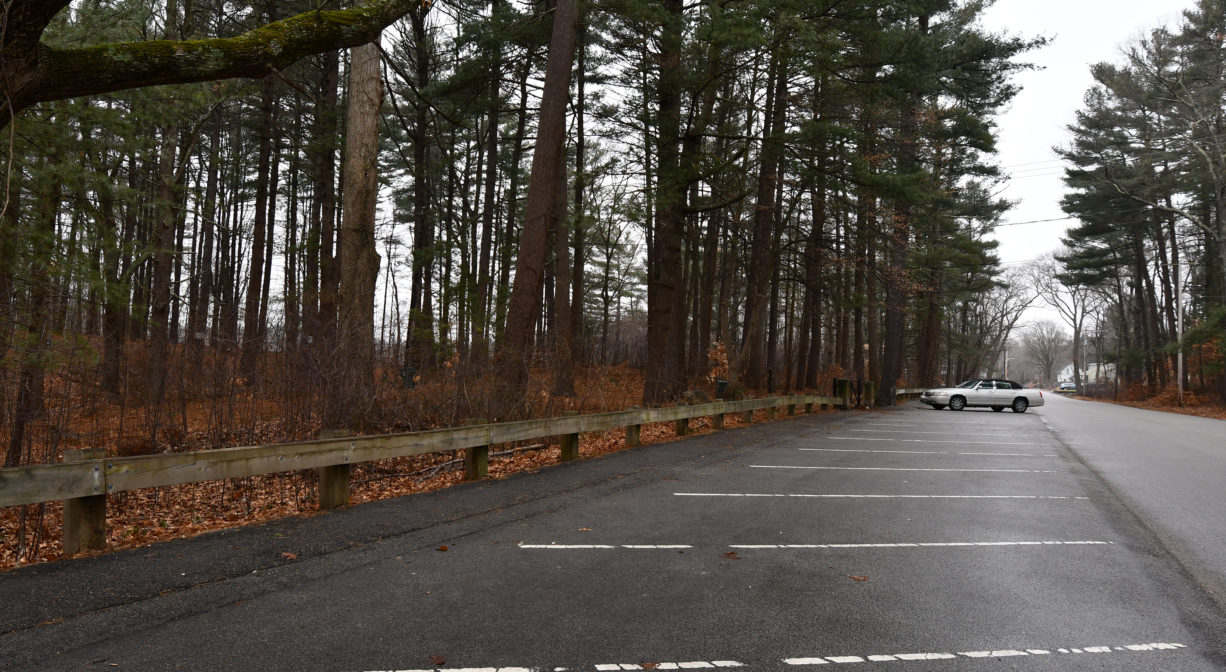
left=972, top=0, right=1197, bottom=325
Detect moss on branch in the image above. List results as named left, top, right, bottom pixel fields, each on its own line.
left=4, top=0, right=414, bottom=124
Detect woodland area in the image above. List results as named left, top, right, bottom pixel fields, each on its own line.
left=2, top=0, right=1226, bottom=565
left=1055, top=0, right=1226, bottom=400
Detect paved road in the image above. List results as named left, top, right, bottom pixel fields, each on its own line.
left=3, top=398, right=1226, bottom=671
left=1039, top=392, right=1226, bottom=609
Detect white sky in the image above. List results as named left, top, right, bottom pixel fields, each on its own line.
left=976, top=1, right=1195, bottom=265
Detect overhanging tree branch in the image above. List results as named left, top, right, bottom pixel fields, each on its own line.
left=0, top=0, right=424, bottom=126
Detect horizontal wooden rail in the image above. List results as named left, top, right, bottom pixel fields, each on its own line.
left=1, top=389, right=952, bottom=554
left=1, top=394, right=845, bottom=512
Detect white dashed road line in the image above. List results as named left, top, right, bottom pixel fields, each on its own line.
left=673, top=493, right=1088, bottom=500
left=751, top=465, right=1058, bottom=473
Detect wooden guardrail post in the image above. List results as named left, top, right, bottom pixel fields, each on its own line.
left=787, top=402, right=796, bottom=416
left=625, top=424, right=641, bottom=447
left=316, top=429, right=351, bottom=509
left=712, top=411, right=725, bottom=430
left=319, top=464, right=351, bottom=509
left=742, top=409, right=753, bottom=424
left=804, top=401, right=814, bottom=413
left=560, top=433, right=579, bottom=461
left=836, top=379, right=851, bottom=410
left=465, top=445, right=489, bottom=480
left=675, top=418, right=689, bottom=436
left=63, top=449, right=107, bottom=555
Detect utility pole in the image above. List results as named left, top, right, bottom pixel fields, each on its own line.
left=1177, top=257, right=1184, bottom=406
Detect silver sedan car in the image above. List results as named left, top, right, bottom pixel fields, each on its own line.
left=920, top=379, right=1045, bottom=413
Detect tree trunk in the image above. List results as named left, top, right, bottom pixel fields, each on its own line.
left=328, top=6, right=384, bottom=428
left=406, top=7, right=436, bottom=375
left=740, top=47, right=786, bottom=390
left=644, top=0, right=688, bottom=404
left=305, top=51, right=340, bottom=353
left=496, top=0, right=577, bottom=412
left=242, top=55, right=278, bottom=382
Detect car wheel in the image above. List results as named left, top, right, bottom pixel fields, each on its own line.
left=1011, top=397, right=1029, bottom=413
left=949, top=396, right=966, bottom=411
left=991, top=406, right=1004, bottom=412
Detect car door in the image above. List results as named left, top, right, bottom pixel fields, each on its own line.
left=968, top=380, right=993, bottom=406
left=994, top=381, right=1015, bottom=405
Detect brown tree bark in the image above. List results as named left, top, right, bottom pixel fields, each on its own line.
left=471, top=0, right=502, bottom=368
left=328, top=3, right=384, bottom=428
left=405, top=7, right=436, bottom=375
left=496, top=0, right=577, bottom=412
left=0, top=0, right=424, bottom=126
left=644, top=0, right=687, bottom=404
left=740, top=47, right=787, bottom=390
left=242, top=69, right=278, bottom=381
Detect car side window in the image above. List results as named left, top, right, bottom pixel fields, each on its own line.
left=996, top=382, right=1012, bottom=390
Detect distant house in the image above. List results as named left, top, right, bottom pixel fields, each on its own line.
left=1057, top=362, right=1115, bottom=385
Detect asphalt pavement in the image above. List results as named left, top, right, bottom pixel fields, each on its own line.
left=3, top=397, right=1225, bottom=671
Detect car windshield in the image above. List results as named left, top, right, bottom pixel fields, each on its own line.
left=955, top=380, right=979, bottom=389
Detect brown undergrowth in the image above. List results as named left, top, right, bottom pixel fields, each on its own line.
left=2, top=361, right=834, bottom=571
left=1087, top=383, right=1226, bottom=421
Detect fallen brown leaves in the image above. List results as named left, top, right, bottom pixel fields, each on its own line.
left=0, top=365, right=838, bottom=572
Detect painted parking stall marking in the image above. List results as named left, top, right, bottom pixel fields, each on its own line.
left=800, top=447, right=1059, bottom=457
left=840, top=428, right=1046, bottom=437
left=595, top=662, right=744, bottom=670
left=519, top=541, right=1114, bottom=551
left=782, top=642, right=1186, bottom=665
left=359, top=643, right=1188, bottom=672
left=676, top=492, right=1088, bottom=497
left=825, top=437, right=1043, bottom=446
left=730, top=537, right=1118, bottom=549
left=751, top=465, right=1059, bottom=473
left=517, top=544, right=692, bottom=550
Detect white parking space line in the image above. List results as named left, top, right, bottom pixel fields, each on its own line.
left=751, top=465, right=1059, bottom=473
left=731, top=541, right=1113, bottom=549
left=359, top=643, right=1187, bottom=672
left=782, top=641, right=1185, bottom=665
left=673, top=493, right=1089, bottom=500
left=517, top=544, right=692, bottom=549
left=801, top=448, right=1059, bottom=457
left=826, top=437, right=1042, bottom=446
left=518, top=541, right=1114, bottom=551
left=844, top=429, right=1045, bottom=437
left=595, top=662, right=744, bottom=670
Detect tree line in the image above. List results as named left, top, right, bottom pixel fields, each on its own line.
left=1057, top=0, right=1226, bottom=399
left=1, top=0, right=1044, bottom=467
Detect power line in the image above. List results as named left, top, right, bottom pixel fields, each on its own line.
left=993, top=216, right=1075, bottom=227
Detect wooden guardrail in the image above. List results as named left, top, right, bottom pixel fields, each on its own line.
left=3, top=393, right=870, bottom=554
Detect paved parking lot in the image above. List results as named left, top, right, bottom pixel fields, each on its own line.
left=3, top=402, right=1225, bottom=670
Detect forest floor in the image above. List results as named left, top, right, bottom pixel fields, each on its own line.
left=0, top=365, right=835, bottom=572
left=1078, top=382, right=1226, bottom=421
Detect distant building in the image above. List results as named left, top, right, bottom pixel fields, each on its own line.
left=1057, top=362, right=1115, bottom=385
